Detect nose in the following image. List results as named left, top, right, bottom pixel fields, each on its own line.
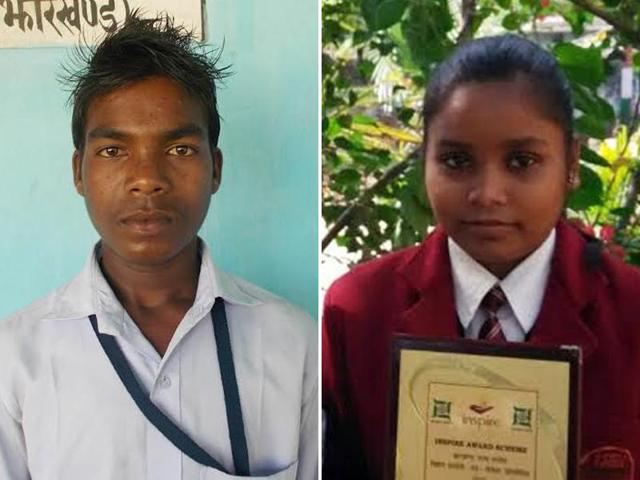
left=467, top=166, right=508, bottom=207
left=126, top=148, right=170, bottom=196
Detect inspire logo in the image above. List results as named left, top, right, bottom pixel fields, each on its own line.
left=462, top=402, right=500, bottom=427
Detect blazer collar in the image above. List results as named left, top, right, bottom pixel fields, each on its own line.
left=395, top=226, right=460, bottom=338
left=394, top=221, right=600, bottom=360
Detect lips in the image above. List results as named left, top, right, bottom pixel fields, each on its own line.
left=118, top=209, right=173, bottom=235
left=461, top=219, right=518, bottom=239
left=464, top=219, right=514, bottom=227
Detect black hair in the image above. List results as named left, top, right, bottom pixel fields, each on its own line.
left=423, top=34, right=574, bottom=150
left=61, top=11, right=230, bottom=151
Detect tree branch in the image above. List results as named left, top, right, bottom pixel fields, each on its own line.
left=322, top=154, right=417, bottom=251
left=566, top=0, right=640, bottom=44
left=457, top=0, right=478, bottom=43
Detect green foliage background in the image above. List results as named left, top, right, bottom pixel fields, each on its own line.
left=322, top=0, right=640, bottom=264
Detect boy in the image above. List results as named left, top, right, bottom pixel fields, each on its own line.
left=0, top=13, right=316, bottom=480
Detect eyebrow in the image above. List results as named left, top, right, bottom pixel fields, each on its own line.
left=163, top=124, right=206, bottom=142
left=86, top=123, right=207, bottom=143
left=436, top=137, right=549, bottom=149
left=501, top=136, right=549, bottom=148
left=437, top=139, right=472, bottom=149
left=87, top=127, right=129, bottom=141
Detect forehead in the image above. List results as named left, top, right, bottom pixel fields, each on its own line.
left=84, top=76, right=208, bottom=137
left=428, top=78, right=565, bottom=149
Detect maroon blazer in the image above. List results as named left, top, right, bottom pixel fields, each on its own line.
left=323, top=221, right=640, bottom=479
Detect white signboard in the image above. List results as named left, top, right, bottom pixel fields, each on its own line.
left=0, top=0, right=203, bottom=48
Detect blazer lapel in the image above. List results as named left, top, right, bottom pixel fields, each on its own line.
left=395, top=227, right=461, bottom=339
left=527, top=221, right=600, bottom=360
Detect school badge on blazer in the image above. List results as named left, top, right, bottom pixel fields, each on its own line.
left=580, top=446, right=634, bottom=479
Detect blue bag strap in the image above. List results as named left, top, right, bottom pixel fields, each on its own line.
left=212, top=297, right=251, bottom=476
left=89, top=297, right=250, bottom=476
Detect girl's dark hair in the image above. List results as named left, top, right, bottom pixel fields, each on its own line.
left=61, top=11, right=230, bottom=151
left=423, top=34, right=574, bottom=149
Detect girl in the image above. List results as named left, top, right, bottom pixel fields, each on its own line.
left=323, top=34, right=640, bottom=479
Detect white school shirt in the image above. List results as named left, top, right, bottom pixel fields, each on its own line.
left=448, top=229, right=556, bottom=342
left=0, top=242, right=317, bottom=480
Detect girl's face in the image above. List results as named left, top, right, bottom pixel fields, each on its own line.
left=425, top=76, right=579, bottom=278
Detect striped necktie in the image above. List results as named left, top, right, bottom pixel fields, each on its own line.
left=478, top=286, right=507, bottom=342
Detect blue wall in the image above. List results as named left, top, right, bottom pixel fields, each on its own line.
left=0, top=0, right=318, bottom=318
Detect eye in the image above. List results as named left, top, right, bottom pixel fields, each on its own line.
left=167, top=145, right=197, bottom=156
left=507, top=152, right=538, bottom=170
left=96, top=146, right=124, bottom=158
left=438, top=151, right=472, bottom=170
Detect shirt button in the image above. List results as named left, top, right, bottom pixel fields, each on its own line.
left=159, top=375, right=172, bottom=388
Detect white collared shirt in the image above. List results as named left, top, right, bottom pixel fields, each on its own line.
left=448, top=229, right=556, bottom=342
left=0, top=242, right=317, bottom=480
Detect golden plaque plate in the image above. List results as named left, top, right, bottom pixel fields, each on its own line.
left=388, top=339, right=580, bottom=480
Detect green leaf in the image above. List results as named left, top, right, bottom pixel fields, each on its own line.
left=333, top=168, right=361, bottom=186
left=627, top=252, right=640, bottom=266
left=352, top=114, right=377, bottom=125
left=358, top=59, right=376, bottom=80
left=399, top=190, right=430, bottom=235
left=376, top=204, right=399, bottom=225
left=469, top=6, right=494, bottom=36
left=324, top=152, right=342, bottom=169
left=558, top=8, right=588, bottom=36
left=393, top=218, right=422, bottom=248
left=353, top=30, right=373, bottom=46
left=397, top=107, right=414, bottom=125
left=337, top=115, right=352, bottom=128
left=322, top=19, right=343, bottom=44
left=572, top=84, right=615, bottom=122
left=554, top=43, right=604, bottom=88
left=634, top=52, right=640, bottom=69
left=400, top=1, right=454, bottom=74
left=323, top=205, right=345, bottom=223
left=580, top=145, right=610, bottom=167
left=333, top=132, right=365, bottom=151
left=495, top=0, right=511, bottom=8
left=325, top=118, right=342, bottom=140
left=567, top=164, right=603, bottom=210
left=362, top=0, right=408, bottom=31
left=502, top=12, right=521, bottom=31
left=575, top=115, right=608, bottom=139
left=611, top=207, right=634, bottom=217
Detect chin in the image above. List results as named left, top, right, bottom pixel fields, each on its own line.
left=462, top=242, right=525, bottom=270
left=112, top=241, right=186, bottom=266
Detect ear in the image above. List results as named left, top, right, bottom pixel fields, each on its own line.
left=72, top=150, right=85, bottom=196
left=211, top=147, right=223, bottom=195
left=567, top=138, right=581, bottom=191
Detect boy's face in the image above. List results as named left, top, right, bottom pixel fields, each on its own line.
left=425, top=77, right=579, bottom=278
left=72, top=75, right=222, bottom=267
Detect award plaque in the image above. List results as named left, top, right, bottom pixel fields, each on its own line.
left=387, top=338, right=580, bottom=480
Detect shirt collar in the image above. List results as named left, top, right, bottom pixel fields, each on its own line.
left=44, top=238, right=263, bottom=328
left=448, top=229, right=556, bottom=334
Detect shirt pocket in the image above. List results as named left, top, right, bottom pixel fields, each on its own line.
left=200, top=461, right=298, bottom=480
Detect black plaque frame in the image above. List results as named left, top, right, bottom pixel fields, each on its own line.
left=386, top=337, right=581, bottom=480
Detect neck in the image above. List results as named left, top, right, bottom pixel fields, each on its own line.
left=99, top=240, right=200, bottom=311
left=483, top=261, right=518, bottom=280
